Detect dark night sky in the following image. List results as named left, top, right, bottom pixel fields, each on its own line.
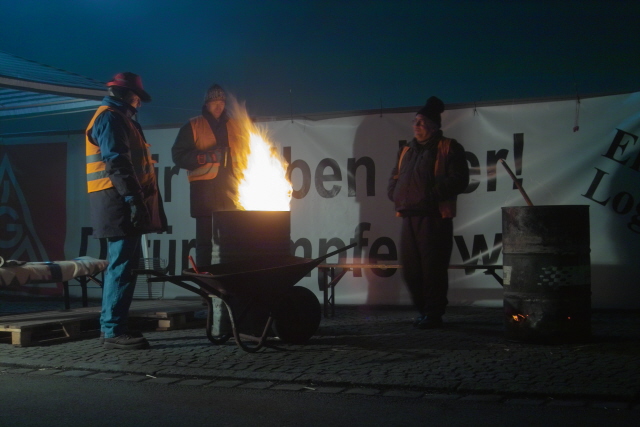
left=1, top=0, right=639, bottom=127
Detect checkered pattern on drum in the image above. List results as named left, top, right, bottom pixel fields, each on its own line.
left=536, top=266, right=589, bottom=287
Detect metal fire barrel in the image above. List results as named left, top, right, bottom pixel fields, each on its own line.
left=209, top=210, right=292, bottom=337
left=502, top=206, right=591, bottom=343
left=214, top=210, right=291, bottom=263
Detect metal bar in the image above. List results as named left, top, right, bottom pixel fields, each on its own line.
left=485, top=270, right=504, bottom=286
left=63, top=281, right=70, bottom=310
left=499, top=159, right=534, bottom=206
left=315, top=242, right=358, bottom=263
left=322, top=268, right=331, bottom=318
left=80, top=277, right=88, bottom=307
left=330, top=281, right=335, bottom=318
left=319, top=267, right=349, bottom=318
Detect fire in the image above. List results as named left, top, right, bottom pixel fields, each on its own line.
left=227, top=97, right=292, bottom=211
left=237, top=131, right=292, bottom=211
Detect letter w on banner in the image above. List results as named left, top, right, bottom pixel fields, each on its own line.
left=0, top=143, right=67, bottom=296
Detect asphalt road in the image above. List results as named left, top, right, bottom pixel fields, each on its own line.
left=1, top=373, right=637, bottom=427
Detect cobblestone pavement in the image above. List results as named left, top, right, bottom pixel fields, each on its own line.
left=1, top=303, right=639, bottom=408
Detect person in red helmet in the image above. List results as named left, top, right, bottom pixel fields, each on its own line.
left=85, top=72, right=167, bottom=349
left=388, top=96, right=469, bottom=329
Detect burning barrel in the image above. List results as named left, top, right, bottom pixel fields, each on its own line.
left=502, top=206, right=591, bottom=343
left=207, top=210, right=322, bottom=344
left=211, top=210, right=289, bottom=336
left=214, top=210, right=290, bottom=263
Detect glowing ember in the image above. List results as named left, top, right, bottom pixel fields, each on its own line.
left=512, top=314, right=526, bottom=322
left=228, top=97, right=292, bottom=211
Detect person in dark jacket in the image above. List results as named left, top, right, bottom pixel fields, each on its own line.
left=171, top=84, right=243, bottom=267
left=388, top=96, right=469, bottom=329
left=85, top=72, right=168, bottom=349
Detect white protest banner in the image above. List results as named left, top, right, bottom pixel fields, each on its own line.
left=71, top=91, right=640, bottom=309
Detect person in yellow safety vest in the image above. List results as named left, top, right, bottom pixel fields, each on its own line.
left=85, top=72, right=167, bottom=349
left=387, top=96, right=470, bottom=330
left=171, top=84, right=242, bottom=268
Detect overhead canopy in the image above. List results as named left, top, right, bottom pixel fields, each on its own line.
left=0, top=50, right=105, bottom=120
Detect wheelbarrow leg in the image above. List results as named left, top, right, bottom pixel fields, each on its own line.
left=221, top=298, right=273, bottom=353
left=236, top=317, right=274, bottom=353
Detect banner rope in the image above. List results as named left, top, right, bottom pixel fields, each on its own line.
left=573, top=94, right=581, bottom=132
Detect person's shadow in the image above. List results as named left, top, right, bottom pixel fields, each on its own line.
left=351, top=113, right=410, bottom=305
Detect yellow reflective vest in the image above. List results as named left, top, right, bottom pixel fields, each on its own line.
left=186, top=116, right=241, bottom=182
left=85, top=105, right=156, bottom=193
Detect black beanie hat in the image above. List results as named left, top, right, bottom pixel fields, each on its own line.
left=417, top=96, right=445, bottom=128
left=204, top=84, right=226, bottom=103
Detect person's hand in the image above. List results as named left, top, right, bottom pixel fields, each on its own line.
left=129, top=198, right=150, bottom=229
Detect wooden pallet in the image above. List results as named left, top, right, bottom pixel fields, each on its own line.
left=0, top=306, right=101, bottom=347
left=0, top=300, right=206, bottom=346
left=129, top=300, right=206, bottom=331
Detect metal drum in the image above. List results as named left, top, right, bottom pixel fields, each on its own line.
left=213, top=210, right=291, bottom=263
left=502, top=206, right=591, bottom=343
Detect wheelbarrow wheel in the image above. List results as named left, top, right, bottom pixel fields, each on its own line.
left=272, top=286, right=321, bottom=344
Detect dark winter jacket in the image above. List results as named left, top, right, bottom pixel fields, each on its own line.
left=86, top=96, right=168, bottom=238
left=171, top=108, right=242, bottom=217
left=388, top=130, right=469, bottom=217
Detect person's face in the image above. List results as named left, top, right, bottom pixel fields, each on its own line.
left=126, top=92, right=142, bottom=109
left=413, top=114, right=432, bottom=142
left=206, top=100, right=226, bottom=119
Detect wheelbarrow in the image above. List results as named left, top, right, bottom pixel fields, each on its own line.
left=134, top=243, right=356, bottom=352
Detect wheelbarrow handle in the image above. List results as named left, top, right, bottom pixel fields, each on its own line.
left=316, top=242, right=357, bottom=263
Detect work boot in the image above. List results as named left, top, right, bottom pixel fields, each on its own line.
left=103, top=332, right=150, bottom=350
left=416, top=316, right=443, bottom=329
left=99, top=329, right=141, bottom=345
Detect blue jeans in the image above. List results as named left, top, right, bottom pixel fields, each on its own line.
left=101, top=235, right=141, bottom=338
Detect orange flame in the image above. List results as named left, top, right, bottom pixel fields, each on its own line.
left=227, top=96, right=292, bottom=211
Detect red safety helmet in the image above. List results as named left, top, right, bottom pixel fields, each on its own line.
left=106, top=72, right=151, bottom=102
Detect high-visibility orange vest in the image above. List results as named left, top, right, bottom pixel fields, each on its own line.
left=395, top=138, right=457, bottom=218
left=186, top=116, right=240, bottom=182
left=85, top=106, right=156, bottom=193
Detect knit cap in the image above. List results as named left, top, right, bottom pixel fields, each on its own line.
left=417, top=96, right=445, bottom=128
left=204, top=84, right=226, bottom=103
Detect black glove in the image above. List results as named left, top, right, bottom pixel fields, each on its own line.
left=196, top=151, right=218, bottom=165
left=129, top=198, right=150, bottom=229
